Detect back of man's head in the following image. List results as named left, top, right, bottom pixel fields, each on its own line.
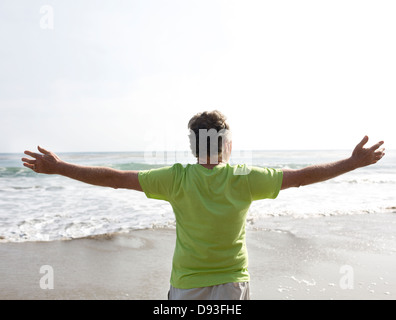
left=188, top=110, right=231, bottom=163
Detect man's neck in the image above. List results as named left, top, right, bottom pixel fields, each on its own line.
left=197, top=158, right=226, bottom=170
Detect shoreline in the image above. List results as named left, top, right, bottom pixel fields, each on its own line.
left=1, top=213, right=395, bottom=300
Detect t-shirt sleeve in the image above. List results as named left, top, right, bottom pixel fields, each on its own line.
left=247, top=166, right=283, bottom=201
left=138, top=164, right=180, bottom=201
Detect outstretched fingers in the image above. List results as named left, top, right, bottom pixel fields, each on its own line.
left=21, top=156, right=36, bottom=171
left=352, top=136, right=386, bottom=167
left=22, top=157, right=36, bottom=164
left=23, top=149, right=43, bottom=171
left=356, top=135, right=369, bottom=149
left=22, top=146, right=59, bottom=174
left=24, top=146, right=49, bottom=158
left=24, top=150, right=40, bottom=159
left=374, top=147, right=385, bottom=159
left=38, top=145, right=50, bottom=155
left=370, top=140, right=385, bottom=151
left=23, top=162, right=35, bottom=170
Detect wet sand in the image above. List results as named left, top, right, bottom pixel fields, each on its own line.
left=1, top=214, right=395, bottom=300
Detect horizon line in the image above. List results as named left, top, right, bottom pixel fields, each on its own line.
left=2, top=148, right=395, bottom=155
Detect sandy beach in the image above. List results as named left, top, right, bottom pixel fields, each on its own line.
left=1, top=213, right=395, bottom=300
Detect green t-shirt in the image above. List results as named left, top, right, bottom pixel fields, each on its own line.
left=138, top=163, right=283, bottom=289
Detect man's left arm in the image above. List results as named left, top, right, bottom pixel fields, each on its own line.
left=281, top=136, right=385, bottom=190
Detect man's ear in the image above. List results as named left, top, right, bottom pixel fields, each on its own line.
left=226, top=140, right=232, bottom=153
left=223, top=140, right=232, bottom=161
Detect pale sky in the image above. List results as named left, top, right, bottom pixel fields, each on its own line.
left=1, top=0, right=395, bottom=153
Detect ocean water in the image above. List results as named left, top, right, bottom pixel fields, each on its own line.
left=0, top=150, right=395, bottom=243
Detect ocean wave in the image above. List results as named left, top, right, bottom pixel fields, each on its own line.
left=1, top=204, right=393, bottom=243
left=0, top=167, right=35, bottom=177
left=0, top=223, right=177, bottom=244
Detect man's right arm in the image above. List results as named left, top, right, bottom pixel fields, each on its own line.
left=281, top=136, right=385, bottom=190
left=22, top=146, right=143, bottom=191
left=56, top=162, right=143, bottom=191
